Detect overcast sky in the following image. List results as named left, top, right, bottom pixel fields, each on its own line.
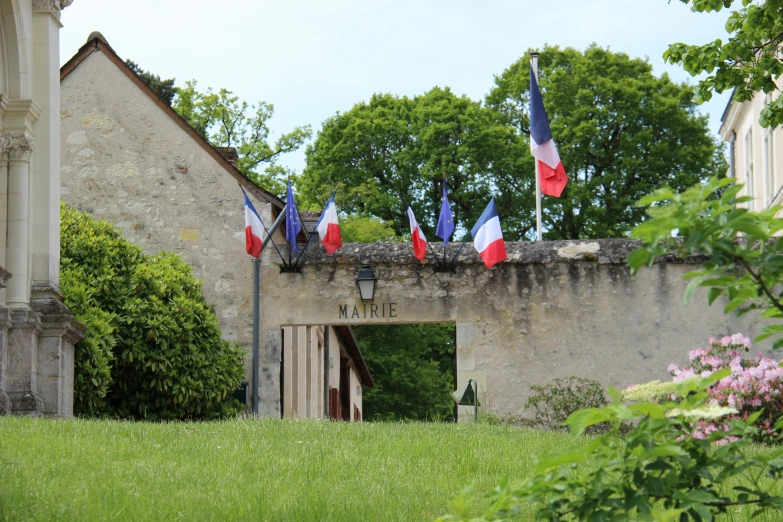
left=59, top=0, right=732, bottom=175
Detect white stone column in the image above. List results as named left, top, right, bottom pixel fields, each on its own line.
left=30, top=1, right=64, bottom=298
left=5, top=131, right=35, bottom=309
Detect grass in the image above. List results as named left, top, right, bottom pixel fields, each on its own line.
left=0, top=417, right=576, bottom=521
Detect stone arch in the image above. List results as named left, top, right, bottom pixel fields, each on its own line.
left=0, top=0, right=28, bottom=99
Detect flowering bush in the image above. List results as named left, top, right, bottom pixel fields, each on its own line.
left=668, top=333, right=783, bottom=443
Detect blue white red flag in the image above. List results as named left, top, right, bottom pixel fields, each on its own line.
left=406, top=204, right=427, bottom=261
left=243, top=191, right=266, bottom=258
left=470, top=198, right=507, bottom=269
left=285, top=180, right=301, bottom=255
left=530, top=68, right=568, bottom=197
left=316, top=193, right=342, bottom=255
left=435, top=181, right=455, bottom=246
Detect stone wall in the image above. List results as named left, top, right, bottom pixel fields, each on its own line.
left=60, top=48, right=280, bottom=379
left=258, top=240, right=772, bottom=418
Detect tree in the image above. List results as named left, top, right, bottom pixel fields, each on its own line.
left=172, top=81, right=311, bottom=195
left=299, top=88, right=527, bottom=240
left=300, top=47, right=724, bottom=241
left=665, top=0, right=783, bottom=128
left=486, top=44, right=727, bottom=239
left=60, top=204, right=245, bottom=420
left=125, top=59, right=177, bottom=106
left=353, top=323, right=455, bottom=421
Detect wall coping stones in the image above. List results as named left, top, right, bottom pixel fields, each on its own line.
left=288, top=239, right=707, bottom=267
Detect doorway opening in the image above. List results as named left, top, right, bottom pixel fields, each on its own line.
left=352, top=323, right=456, bottom=422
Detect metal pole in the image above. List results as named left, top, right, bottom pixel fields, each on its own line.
left=252, top=257, right=260, bottom=415
left=324, top=326, right=330, bottom=418
left=251, top=206, right=288, bottom=417
left=531, top=53, right=543, bottom=242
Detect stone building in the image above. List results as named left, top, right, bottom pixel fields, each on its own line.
left=720, top=89, right=783, bottom=210
left=0, top=0, right=85, bottom=417
left=59, top=34, right=372, bottom=419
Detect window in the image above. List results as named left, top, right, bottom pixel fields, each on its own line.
left=745, top=129, right=754, bottom=210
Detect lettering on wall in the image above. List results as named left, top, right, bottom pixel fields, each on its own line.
left=338, top=303, right=397, bottom=320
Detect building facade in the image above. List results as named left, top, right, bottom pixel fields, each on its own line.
left=60, top=34, right=371, bottom=419
left=0, top=0, right=85, bottom=417
left=720, top=89, right=783, bottom=209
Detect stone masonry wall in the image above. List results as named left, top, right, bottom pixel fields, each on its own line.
left=258, top=240, right=773, bottom=418
left=60, top=49, right=277, bottom=378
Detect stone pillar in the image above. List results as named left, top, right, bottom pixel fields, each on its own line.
left=5, top=132, right=35, bottom=309
left=31, top=295, right=86, bottom=417
left=31, top=0, right=65, bottom=299
left=0, top=267, right=12, bottom=414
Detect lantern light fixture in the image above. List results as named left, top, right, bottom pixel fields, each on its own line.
left=356, top=265, right=377, bottom=302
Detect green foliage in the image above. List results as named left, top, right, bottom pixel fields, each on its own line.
left=299, top=87, right=521, bottom=239
left=665, top=0, right=783, bottom=128
left=340, top=215, right=399, bottom=243
left=440, top=371, right=783, bottom=521
left=300, top=46, right=724, bottom=242
left=60, top=204, right=245, bottom=419
left=172, top=80, right=311, bottom=195
left=353, top=323, right=455, bottom=421
left=521, top=376, right=609, bottom=434
left=629, top=176, right=783, bottom=349
left=60, top=272, right=115, bottom=417
left=125, top=59, right=177, bottom=106
left=487, top=44, right=727, bottom=239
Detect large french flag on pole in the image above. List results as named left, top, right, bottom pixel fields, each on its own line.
left=316, top=194, right=342, bottom=255
left=530, top=67, right=568, bottom=198
left=406, top=205, right=427, bottom=261
left=471, top=198, right=507, bottom=269
left=243, top=191, right=266, bottom=258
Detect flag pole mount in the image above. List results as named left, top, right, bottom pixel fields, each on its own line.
left=531, top=52, right=543, bottom=242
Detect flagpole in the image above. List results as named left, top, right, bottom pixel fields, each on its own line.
left=252, top=205, right=287, bottom=416
left=531, top=52, right=543, bottom=242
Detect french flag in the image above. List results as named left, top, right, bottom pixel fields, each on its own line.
left=471, top=198, right=507, bottom=269
left=243, top=191, right=266, bottom=258
left=530, top=67, right=568, bottom=198
left=316, top=194, right=342, bottom=255
left=406, top=205, right=427, bottom=261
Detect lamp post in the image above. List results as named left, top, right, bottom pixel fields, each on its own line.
left=451, top=379, right=479, bottom=422
left=356, top=265, right=377, bottom=302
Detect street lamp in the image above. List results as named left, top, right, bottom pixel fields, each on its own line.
left=451, top=379, right=479, bottom=422
left=356, top=265, right=377, bottom=302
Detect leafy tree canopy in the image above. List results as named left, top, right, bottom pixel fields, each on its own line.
left=487, top=44, right=727, bottom=239
left=299, top=87, right=525, bottom=240
left=299, top=46, right=725, bottom=241
left=665, top=0, right=783, bottom=128
left=353, top=323, right=455, bottom=421
left=125, top=59, right=177, bottom=106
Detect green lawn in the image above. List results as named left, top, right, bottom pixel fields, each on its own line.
left=0, top=417, right=575, bottom=521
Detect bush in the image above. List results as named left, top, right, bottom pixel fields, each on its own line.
left=60, top=204, right=245, bottom=420
left=668, top=333, right=783, bottom=444
left=521, top=376, right=609, bottom=434
left=440, top=373, right=783, bottom=521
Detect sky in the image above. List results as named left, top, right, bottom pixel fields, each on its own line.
left=59, top=0, right=733, bottom=175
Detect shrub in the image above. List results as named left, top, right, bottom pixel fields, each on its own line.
left=439, top=372, right=783, bottom=521
left=668, top=333, right=783, bottom=444
left=60, top=204, right=245, bottom=420
left=521, top=376, right=609, bottom=434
